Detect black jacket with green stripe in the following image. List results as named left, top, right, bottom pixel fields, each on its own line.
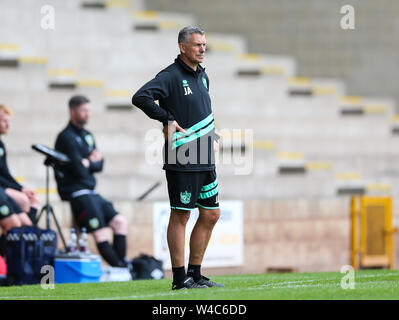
left=132, top=55, right=217, bottom=172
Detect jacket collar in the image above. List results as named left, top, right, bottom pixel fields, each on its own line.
left=175, top=55, right=204, bottom=77
left=68, top=121, right=84, bottom=134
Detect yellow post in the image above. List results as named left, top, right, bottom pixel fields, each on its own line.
left=360, top=196, right=366, bottom=263
left=385, top=197, right=394, bottom=269
left=350, top=196, right=359, bottom=270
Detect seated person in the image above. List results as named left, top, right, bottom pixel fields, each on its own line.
left=0, top=105, right=40, bottom=224
left=54, top=95, right=129, bottom=267
left=0, top=185, right=32, bottom=255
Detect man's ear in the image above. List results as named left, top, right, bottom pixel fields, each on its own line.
left=178, top=42, right=185, bottom=54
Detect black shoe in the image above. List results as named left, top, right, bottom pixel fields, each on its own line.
left=126, top=260, right=136, bottom=280
left=172, top=277, right=208, bottom=290
left=195, top=276, right=225, bottom=288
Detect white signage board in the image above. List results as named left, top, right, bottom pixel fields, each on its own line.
left=153, top=200, right=243, bottom=270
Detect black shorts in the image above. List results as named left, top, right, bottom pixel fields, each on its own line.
left=0, top=188, right=23, bottom=221
left=69, top=193, right=118, bottom=233
left=165, top=170, right=219, bottom=211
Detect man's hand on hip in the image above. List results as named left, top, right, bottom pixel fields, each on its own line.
left=163, top=121, right=187, bottom=146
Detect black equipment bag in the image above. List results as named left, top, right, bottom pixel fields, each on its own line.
left=131, top=253, right=164, bottom=280
left=6, top=226, right=57, bottom=286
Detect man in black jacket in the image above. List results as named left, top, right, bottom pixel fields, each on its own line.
left=54, top=95, right=128, bottom=268
left=0, top=105, right=37, bottom=225
left=132, top=26, right=223, bottom=290
left=0, top=104, right=34, bottom=256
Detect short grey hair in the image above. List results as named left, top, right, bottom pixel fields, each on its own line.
left=178, top=26, right=205, bottom=44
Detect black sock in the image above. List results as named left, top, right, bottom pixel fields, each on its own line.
left=113, top=234, right=126, bottom=263
left=28, top=207, right=38, bottom=225
left=172, top=266, right=186, bottom=284
left=187, top=264, right=202, bottom=282
left=96, top=241, right=125, bottom=267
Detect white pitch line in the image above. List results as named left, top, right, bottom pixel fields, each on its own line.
left=96, top=278, right=399, bottom=300
left=2, top=272, right=398, bottom=300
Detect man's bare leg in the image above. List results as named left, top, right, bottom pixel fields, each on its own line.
left=188, top=207, right=224, bottom=287
left=167, top=209, right=190, bottom=268
left=188, top=208, right=220, bottom=265
left=167, top=209, right=207, bottom=289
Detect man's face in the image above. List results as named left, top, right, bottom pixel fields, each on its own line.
left=180, top=33, right=207, bottom=66
left=0, top=111, right=11, bottom=135
left=70, top=102, right=91, bottom=127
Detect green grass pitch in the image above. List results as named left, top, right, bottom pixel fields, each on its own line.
left=0, top=269, right=398, bottom=300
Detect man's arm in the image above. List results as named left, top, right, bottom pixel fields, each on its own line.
left=88, top=149, right=104, bottom=173
left=132, top=71, right=175, bottom=125
left=55, top=134, right=92, bottom=179
left=0, top=158, right=23, bottom=191
left=0, top=174, right=22, bottom=191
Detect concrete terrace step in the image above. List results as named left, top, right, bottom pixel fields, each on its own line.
left=209, top=76, right=344, bottom=105
left=2, top=75, right=391, bottom=122
left=7, top=146, right=399, bottom=184
left=12, top=107, right=395, bottom=138
left=12, top=173, right=167, bottom=201
left=3, top=131, right=144, bottom=153
left=1, top=8, right=196, bottom=75
left=253, top=136, right=399, bottom=155
left=9, top=169, right=399, bottom=203
left=0, top=0, right=145, bottom=11
left=250, top=153, right=399, bottom=177
left=1, top=4, right=189, bottom=39
left=205, top=33, right=247, bottom=56
left=7, top=151, right=164, bottom=180
left=91, top=174, right=399, bottom=199
left=6, top=103, right=393, bottom=141
left=6, top=126, right=399, bottom=157
left=217, top=175, right=399, bottom=199
left=0, top=88, right=106, bottom=112
left=8, top=107, right=156, bottom=134
left=215, top=115, right=392, bottom=138
left=231, top=53, right=297, bottom=78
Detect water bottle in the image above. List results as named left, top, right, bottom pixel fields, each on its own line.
left=68, top=228, right=77, bottom=253
left=79, top=227, right=90, bottom=254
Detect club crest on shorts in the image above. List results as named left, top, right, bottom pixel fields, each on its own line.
left=89, top=217, right=99, bottom=229
left=180, top=191, right=191, bottom=205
